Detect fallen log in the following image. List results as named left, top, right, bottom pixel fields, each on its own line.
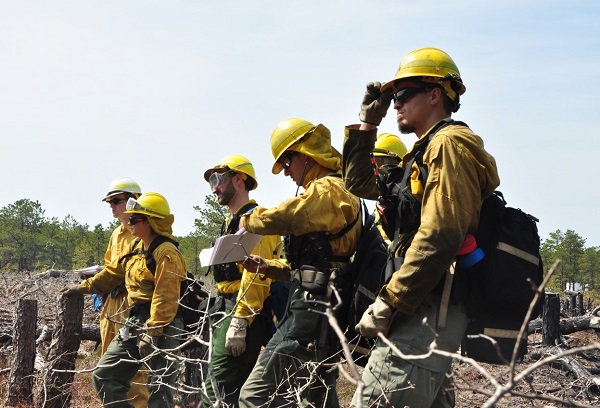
left=37, top=324, right=100, bottom=343
left=0, top=324, right=100, bottom=344
left=530, top=346, right=600, bottom=392
left=528, top=315, right=600, bottom=335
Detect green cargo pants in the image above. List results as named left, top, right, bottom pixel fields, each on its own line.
left=201, top=308, right=268, bottom=407
left=239, top=287, right=339, bottom=408
left=351, top=293, right=468, bottom=408
left=92, top=316, right=183, bottom=408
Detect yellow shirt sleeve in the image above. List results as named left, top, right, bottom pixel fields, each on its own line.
left=234, top=233, right=282, bottom=325
left=79, top=225, right=135, bottom=294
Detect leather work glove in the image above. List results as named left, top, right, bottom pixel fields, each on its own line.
left=225, top=317, right=248, bottom=357
left=60, top=283, right=82, bottom=296
left=138, top=333, right=159, bottom=359
left=355, top=296, right=395, bottom=338
left=359, top=81, right=393, bottom=126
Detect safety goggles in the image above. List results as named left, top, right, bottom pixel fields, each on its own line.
left=125, top=197, right=166, bottom=218
left=106, top=197, right=127, bottom=205
left=392, top=87, right=430, bottom=104
left=279, top=151, right=297, bottom=170
left=208, top=171, right=234, bottom=189
left=128, top=214, right=146, bottom=225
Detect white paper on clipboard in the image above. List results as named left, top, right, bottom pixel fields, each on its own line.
left=199, top=232, right=262, bottom=267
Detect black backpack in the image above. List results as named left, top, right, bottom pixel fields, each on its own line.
left=335, top=201, right=389, bottom=366
left=121, top=236, right=209, bottom=348
left=372, top=120, right=543, bottom=364
left=457, top=191, right=543, bottom=364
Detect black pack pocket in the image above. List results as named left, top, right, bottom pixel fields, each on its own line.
left=461, top=313, right=528, bottom=364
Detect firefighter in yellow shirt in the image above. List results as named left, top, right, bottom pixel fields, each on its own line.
left=200, top=155, right=282, bottom=407
left=62, top=177, right=150, bottom=407
left=238, top=118, right=361, bottom=407
left=64, top=192, right=186, bottom=407
left=344, top=47, right=500, bottom=408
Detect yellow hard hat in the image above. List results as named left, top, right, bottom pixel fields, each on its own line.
left=125, top=192, right=170, bottom=219
left=373, top=133, right=407, bottom=159
left=270, top=118, right=341, bottom=174
left=381, top=47, right=466, bottom=110
left=203, top=154, right=258, bottom=190
left=270, top=118, right=315, bottom=173
left=102, top=177, right=141, bottom=202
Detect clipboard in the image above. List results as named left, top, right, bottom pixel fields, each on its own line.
left=199, top=232, right=262, bottom=267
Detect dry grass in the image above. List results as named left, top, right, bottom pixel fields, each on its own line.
left=336, top=330, right=600, bottom=407
left=1, top=270, right=599, bottom=407
left=70, top=341, right=103, bottom=408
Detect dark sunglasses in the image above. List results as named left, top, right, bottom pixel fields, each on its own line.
left=128, top=215, right=147, bottom=225
left=107, top=197, right=128, bottom=205
left=392, top=87, right=430, bottom=104
left=279, top=152, right=297, bottom=169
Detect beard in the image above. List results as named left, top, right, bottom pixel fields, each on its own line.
left=217, top=181, right=235, bottom=205
left=398, top=122, right=415, bottom=134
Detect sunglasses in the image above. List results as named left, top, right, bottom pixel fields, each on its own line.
left=106, top=197, right=128, bottom=205
left=279, top=152, right=297, bottom=170
left=392, top=87, right=430, bottom=104
left=128, top=215, right=147, bottom=225
left=208, top=171, right=234, bottom=189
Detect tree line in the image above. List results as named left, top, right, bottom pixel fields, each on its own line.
left=541, top=229, right=600, bottom=294
left=0, top=197, right=226, bottom=276
left=1, top=197, right=599, bottom=295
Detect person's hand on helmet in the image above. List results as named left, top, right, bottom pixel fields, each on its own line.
left=355, top=296, right=395, bottom=338
left=225, top=317, right=247, bottom=357
left=60, top=283, right=82, bottom=296
left=359, top=82, right=393, bottom=126
left=138, top=333, right=158, bottom=359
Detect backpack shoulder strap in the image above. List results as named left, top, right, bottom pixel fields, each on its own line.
left=225, top=202, right=258, bottom=234
left=147, top=235, right=178, bottom=254
left=144, top=235, right=178, bottom=274
left=411, top=119, right=468, bottom=178
left=118, top=236, right=178, bottom=274
left=398, top=119, right=458, bottom=189
left=118, top=237, right=143, bottom=265
left=327, top=201, right=362, bottom=241
left=389, top=118, right=469, bottom=248
left=327, top=199, right=364, bottom=263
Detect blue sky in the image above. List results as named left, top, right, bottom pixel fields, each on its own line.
left=1, top=1, right=599, bottom=246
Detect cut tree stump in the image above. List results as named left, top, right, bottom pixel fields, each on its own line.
left=35, top=293, right=83, bottom=408
left=543, top=293, right=560, bottom=346
left=6, top=298, right=38, bottom=406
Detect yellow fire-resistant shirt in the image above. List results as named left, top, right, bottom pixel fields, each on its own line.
left=343, top=121, right=500, bottom=316
left=121, top=239, right=187, bottom=336
left=242, top=165, right=362, bottom=277
left=81, top=233, right=187, bottom=336
left=79, top=224, right=135, bottom=295
left=215, top=200, right=282, bottom=325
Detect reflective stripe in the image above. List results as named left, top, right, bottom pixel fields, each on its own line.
left=497, top=242, right=539, bottom=266
left=483, top=327, right=520, bottom=339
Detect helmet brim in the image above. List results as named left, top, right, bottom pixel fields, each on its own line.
left=102, top=191, right=128, bottom=202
